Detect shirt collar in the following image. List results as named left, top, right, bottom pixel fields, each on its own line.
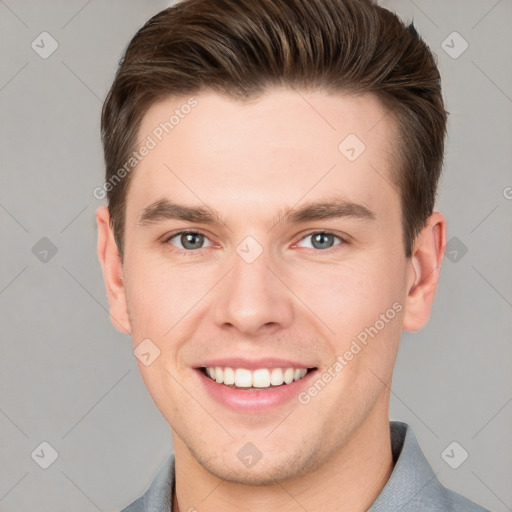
left=368, top=420, right=445, bottom=511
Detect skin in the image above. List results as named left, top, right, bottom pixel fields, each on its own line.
left=97, top=88, right=445, bottom=512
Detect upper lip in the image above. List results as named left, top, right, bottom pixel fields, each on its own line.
left=194, top=358, right=317, bottom=370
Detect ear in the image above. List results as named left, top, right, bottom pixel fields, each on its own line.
left=96, top=206, right=131, bottom=335
left=402, top=211, right=446, bottom=331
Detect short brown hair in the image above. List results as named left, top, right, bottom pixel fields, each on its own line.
left=101, top=0, right=448, bottom=259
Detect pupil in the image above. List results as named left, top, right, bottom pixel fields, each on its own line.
left=182, top=233, right=203, bottom=249
left=313, top=233, right=333, bottom=249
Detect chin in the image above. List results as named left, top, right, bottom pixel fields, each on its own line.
left=190, top=444, right=315, bottom=486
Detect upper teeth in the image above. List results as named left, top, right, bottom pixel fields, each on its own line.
left=205, top=367, right=308, bottom=388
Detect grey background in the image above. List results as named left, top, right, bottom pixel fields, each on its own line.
left=0, top=0, right=510, bottom=511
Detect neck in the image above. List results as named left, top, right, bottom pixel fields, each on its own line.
left=172, top=405, right=394, bottom=512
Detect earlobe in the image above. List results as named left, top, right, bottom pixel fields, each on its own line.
left=96, top=206, right=132, bottom=335
left=402, top=212, right=446, bottom=331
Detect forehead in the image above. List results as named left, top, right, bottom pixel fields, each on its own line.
left=127, top=88, right=399, bottom=224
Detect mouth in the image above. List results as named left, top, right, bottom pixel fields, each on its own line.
left=193, top=358, right=319, bottom=411
left=199, top=366, right=316, bottom=390
left=195, top=365, right=318, bottom=411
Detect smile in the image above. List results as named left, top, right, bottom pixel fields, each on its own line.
left=201, top=366, right=311, bottom=389
left=194, top=358, right=319, bottom=411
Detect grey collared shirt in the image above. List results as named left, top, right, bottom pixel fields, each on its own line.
left=121, top=421, right=492, bottom=511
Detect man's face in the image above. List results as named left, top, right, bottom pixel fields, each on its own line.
left=118, top=89, right=412, bottom=483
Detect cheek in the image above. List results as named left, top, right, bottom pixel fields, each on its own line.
left=287, top=252, right=405, bottom=337
left=123, top=256, right=214, bottom=338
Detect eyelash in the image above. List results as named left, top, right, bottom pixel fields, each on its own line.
left=162, top=229, right=347, bottom=256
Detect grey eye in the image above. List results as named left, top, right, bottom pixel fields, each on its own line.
left=168, top=232, right=210, bottom=250
left=298, top=232, right=342, bottom=250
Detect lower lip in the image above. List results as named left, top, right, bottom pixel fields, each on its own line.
left=194, top=368, right=318, bottom=412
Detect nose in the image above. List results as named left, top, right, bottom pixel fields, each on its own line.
left=212, top=249, right=295, bottom=337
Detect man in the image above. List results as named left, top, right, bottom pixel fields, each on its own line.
left=96, top=0, right=492, bottom=510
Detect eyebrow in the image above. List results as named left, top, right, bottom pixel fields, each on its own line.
left=273, top=197, right=375, bottom=226
left=139, top=199, right=225, bottom=227
left=138, top=197, right=376, bottom=229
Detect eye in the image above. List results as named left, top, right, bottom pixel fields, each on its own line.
left=165, top=231, right=212, bottom=251
left=296, top=231, right=344, bottom=250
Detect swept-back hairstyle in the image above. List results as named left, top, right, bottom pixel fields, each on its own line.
left=101, top=0, right=447, bottom=258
